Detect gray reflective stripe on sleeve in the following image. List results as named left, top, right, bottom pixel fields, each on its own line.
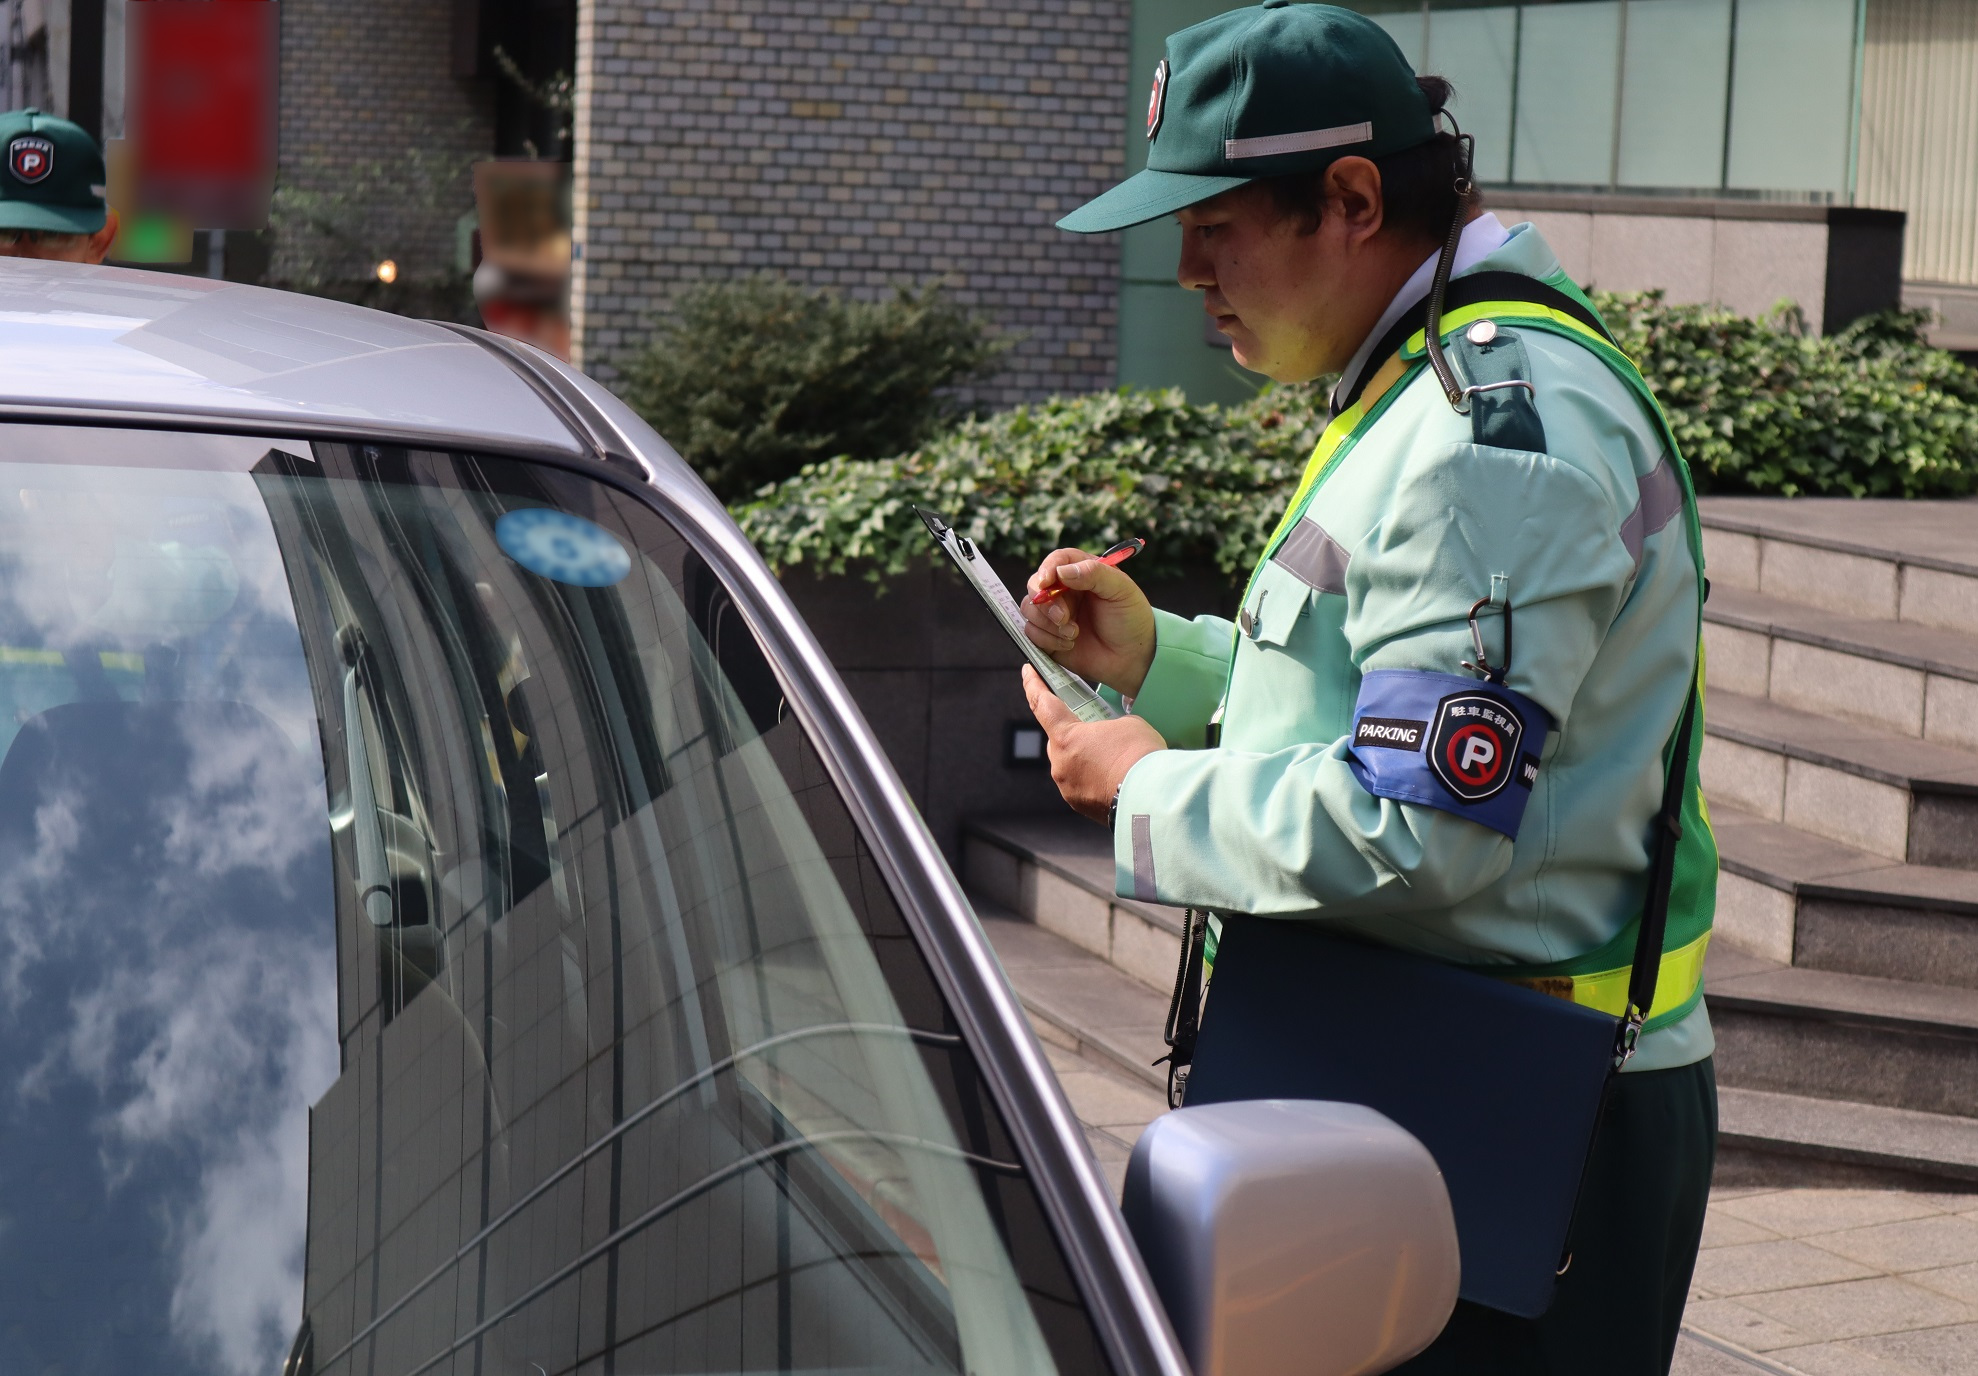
left=1224, top=121, right=1372, bottom=160
left=1131, top=814, right=1157, bottom=902
left=1270, top=519, right=1351, bottom=595
left=1620, top=454, right=1685, bottom=570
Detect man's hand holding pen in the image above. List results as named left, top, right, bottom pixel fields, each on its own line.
left=1018, top=544, right=1167, bottom=824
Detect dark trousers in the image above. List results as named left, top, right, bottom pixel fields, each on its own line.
left=1391, top=1056, right=1718, bottom=1376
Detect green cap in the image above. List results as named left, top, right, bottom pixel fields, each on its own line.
left=0, top=108, right=108, bottom=235
left=1060, top=1, right=1435, bottom=234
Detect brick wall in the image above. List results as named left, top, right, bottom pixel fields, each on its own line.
left=275, top=0, right=494, bottom=281
left=572, top=0, right=1130, bottom=406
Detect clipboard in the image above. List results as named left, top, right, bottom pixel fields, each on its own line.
left=914, top=507, right=1119, bottom=723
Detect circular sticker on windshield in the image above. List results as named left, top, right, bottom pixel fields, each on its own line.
left=495, top=508, right=632, bottom=587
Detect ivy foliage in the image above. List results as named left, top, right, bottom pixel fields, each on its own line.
left=735, top=293, right=1978, bottom=582
left=619, top=274, right=1006, bottom=503
left=735, top=385, right=1326, bottom=583
left=1598, top=292, right=1978, bottom=499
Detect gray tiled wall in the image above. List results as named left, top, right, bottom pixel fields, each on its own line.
left=571, top=0, right=1131, bottom=406
left=275, top=0, right=495, bottom=282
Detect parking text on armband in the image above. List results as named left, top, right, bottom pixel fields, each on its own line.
left=1353, top=716, right=1427, bottom=751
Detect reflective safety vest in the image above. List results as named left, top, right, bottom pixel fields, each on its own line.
left=1233, top=270, right=1716, bottom=1035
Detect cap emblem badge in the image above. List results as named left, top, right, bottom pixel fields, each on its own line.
left=8, top=136, right=53, bottom=185
left=1146, top=59, right=1170, bottom=141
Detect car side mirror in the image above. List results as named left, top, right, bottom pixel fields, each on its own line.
left=1122, top=1100, right=1459, bottom=1376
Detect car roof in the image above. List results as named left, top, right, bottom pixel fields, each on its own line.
left=0, top=258, right=588, bottom=458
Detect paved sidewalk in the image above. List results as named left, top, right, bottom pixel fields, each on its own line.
left=1036, top=1037, right=1167, bottom=1200
left=1685, top=1184, right=1978, bottom=1373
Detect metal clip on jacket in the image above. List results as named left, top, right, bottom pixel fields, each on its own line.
left=1462, top=595, right=1513, bottom=685
left=1456, top=378, right=1536, bottom=414
left=1616, top=1005, right=1646, bottom=1067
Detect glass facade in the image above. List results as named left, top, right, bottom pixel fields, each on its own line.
left=1360, top=0, right=1862, bottom=197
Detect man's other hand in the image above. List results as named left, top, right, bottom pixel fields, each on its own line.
left=1022, top=666, right=1165, bottom=823
left=1020, top=547, right=1157, bottom=700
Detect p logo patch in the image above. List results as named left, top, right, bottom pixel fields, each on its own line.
left=1428, top=692, right=1525, bottom=803
left=1146, top=59, right=1170, bottom=141
left=8, top=136, right=53, bottom=185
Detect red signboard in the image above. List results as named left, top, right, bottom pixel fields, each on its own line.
left=126, top=0, right=278, bottom=229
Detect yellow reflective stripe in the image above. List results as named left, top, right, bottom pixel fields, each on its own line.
left=0, top=646, right=64, bottom=666
left=1259, top=398, right=1365, bottom=563
left=1404, top=301, right=1632, bottom=366
left=1499, top=930, right=1711, bottom=1022
left=0, top=647, right=142, bottom=670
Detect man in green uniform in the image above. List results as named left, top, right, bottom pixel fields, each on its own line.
left=1018, top=5, right=1716, bottom=1372
left=0, top=109, right=118, bottom=263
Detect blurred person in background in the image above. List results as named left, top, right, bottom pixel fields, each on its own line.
left=473, top=258, right=572, bottom=361
left=471, top=160, right=572, bottom=360
left=0, top=109, right=118, bottom=263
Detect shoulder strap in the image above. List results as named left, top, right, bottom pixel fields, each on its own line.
left=1155, top=908, right=1209, bottom=1109
left=1339, top=270, right=1616, bottom=415
left=1452, top=331, right=1546, bottom=453
left=1618, top=670, right=1699, bottom=1064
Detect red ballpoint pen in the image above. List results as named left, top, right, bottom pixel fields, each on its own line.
left=1030, top=537, right=1145, bottom=607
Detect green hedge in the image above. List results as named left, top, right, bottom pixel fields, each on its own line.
left=736, top=294, right=1978, bottom=582
left=619, top=274, right=1004, bottom=503
left=736, top=385, right=1325, bottom=583
left=1602, top=293, right=1978, bottom=499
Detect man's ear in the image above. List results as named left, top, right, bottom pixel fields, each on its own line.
left=86, top=209, right=119, bottom=265
left=1321, top=156, right=1385, bottom=249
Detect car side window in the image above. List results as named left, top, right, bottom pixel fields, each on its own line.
left=0, top=430, right=1111, bottom=1376
left=257, top=443, right=1111, bottom=1376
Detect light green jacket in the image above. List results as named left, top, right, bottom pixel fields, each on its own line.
left=1113, top=223, right=1714, bottom=1071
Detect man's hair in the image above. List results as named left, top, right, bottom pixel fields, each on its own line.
left=1262, top=75, right=1470, bottom=244
left=0, top=228, right=92, bottom=250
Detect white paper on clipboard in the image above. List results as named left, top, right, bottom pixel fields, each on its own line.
left=915, top=507, right=1119, bottom=723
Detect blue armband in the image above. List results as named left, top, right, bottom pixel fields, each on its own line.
left=1345, top=668, right=1553, bottom=840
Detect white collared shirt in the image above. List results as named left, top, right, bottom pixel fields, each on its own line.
left=1330, top=212, right=1512, bottom=413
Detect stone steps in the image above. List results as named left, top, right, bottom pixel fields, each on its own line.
left=1707, top=942, right=1978, bottom=1119
left=1668, top=805, right=1978, bottom=1122
left=1714, top=1085, right=1978, bottom=1187
left=1710, top=804, right=1978, bottom=984
left=963, top=815, right=1185, bottom=997
left=973, top=899, right=1169, bottom=1092
left=970, top=805, right=1978, bottom=1002
left=1702, top=689, right=1978, bottom=868
left=1703, top=585, right=1978, bottom=751
left=1701, top=496, right=1978, bottom=639
left=980, top=892, right=1978, bottom=1187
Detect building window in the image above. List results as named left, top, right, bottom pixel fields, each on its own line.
left=1354, top=0, right=1862, bottom=200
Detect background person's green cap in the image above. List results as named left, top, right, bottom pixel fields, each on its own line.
left=1060, top=1, right=1435, bottom=234
left=0, top=108, right=108, bottom=234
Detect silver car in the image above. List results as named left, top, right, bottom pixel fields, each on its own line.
left=0, top=260, right=1455, bottom=1376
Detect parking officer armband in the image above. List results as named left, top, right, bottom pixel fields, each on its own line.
left=1345, top=668, right=1554, bottom=839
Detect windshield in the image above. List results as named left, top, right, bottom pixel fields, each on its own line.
left=0, top=426, right=1106, bottom=1376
